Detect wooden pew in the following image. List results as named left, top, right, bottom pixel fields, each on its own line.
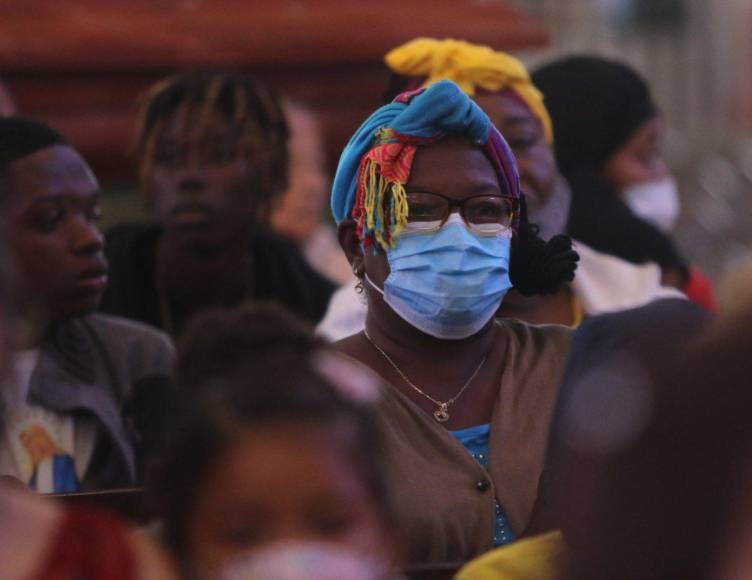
left=49, top=487, right=151, bottom=525
left=0, top=1, right=548, bottom=182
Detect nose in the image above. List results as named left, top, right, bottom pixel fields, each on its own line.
left=178, top=175, right=205, bottom=195
left=71, top=216, right=104, bottom=255
left=652, top=159, right=669, bottom=180
left=176, top=152, right=207, bottom=196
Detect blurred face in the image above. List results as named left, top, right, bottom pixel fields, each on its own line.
left=474, top=91, right=557, bottom=209
left=601, top=116, right=667, bottom=190
left=186, top=421, right=389, bottom=576
left=141, top=110, right=259, bottom=247
left=4, top=145, right=106, bottom=322
left=271, top=104, right=329, bottom=242
left=474, top=91, right=569, bottom=239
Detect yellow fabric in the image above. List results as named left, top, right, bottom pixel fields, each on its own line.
left=385, top=37, right=553, bottom=143
left=454, top=531, right=566, bottom=580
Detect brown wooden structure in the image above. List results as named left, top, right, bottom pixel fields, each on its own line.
left=0, top=1, right=547, bottom=183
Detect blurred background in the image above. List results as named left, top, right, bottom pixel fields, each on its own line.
left=2, top=0, right=750, bottom=282
left=509, top=0, right=752, bottom=283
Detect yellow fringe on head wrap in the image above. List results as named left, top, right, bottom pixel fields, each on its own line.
left=385, top=37, right=553, bottom=143
left=355, top=128, right=412, bottom=248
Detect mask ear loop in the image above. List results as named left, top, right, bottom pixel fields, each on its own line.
left=364, top=273, right=385, bottom=296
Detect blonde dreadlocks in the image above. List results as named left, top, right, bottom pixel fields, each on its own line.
left=136, top=71, right=289, bottom=224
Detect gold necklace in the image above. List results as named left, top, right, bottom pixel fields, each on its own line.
left=363, top=329, right=488, bottom=423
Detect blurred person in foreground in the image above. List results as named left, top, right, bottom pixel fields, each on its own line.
left=152, top=304, right=397, bottom=580
left=318, top=38, right=681, bottom=340
left=508, top=303, right=745, bottom=580
left=456, top=295, right=709, bottom=579
left=331, top=79, right=577, bottom=564
left=100, top=71, right=335, bottom=338
left=533, top=55, right=715, bottom=310
left=271, top=101, right=352, bottom=285
left=0, top=238, right=177, bottom=579
left=0, top=117, right=175, bottom=492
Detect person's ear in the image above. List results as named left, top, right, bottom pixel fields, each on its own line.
left=338, top=218, right=365, bottom=278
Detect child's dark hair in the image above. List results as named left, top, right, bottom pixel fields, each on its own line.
left=136, top=70, right=289, bottom=223
left=151, top=302, right=390, bottom=562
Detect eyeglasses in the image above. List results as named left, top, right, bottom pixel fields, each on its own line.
left=405, top=191, right=517, bottom=236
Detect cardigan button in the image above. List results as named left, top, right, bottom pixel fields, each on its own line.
left=475, top=480, right=489, bottom=492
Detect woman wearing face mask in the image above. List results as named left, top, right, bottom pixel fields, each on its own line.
left=318, top=40, right=681, bottom=340
left=334, top=80, right=578, bottom=566
left=532, top=56, right=715, bottom=310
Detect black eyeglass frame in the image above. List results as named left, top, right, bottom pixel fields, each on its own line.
left=404, top=190, right=519, bottom=235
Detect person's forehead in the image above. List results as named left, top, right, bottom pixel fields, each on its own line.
left=625, top=116, right=663, bottom=151
left=157, top=108, right=240, bottom=143
left=407, top=136, right=499, bottom=193
left=475, top=92, right=538, bottom=128
left=6, top=144, right=99, bottom=202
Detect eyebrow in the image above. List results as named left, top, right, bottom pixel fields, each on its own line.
left=27, top=191, right=101, bottom=208
left=498, top=116, right=539, bottom=128
left=407, top=181, right=502, bottom=196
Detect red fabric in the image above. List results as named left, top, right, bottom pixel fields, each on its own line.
left=362, top=140, right=416, bottom=184
left=33, top=508, right=136, bottom=580
left=683, top=267, right=717, bottom=313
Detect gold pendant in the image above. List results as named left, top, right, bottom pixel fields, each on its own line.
left=434, top=404, right=450, bottom=423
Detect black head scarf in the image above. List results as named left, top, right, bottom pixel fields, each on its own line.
left=532, top=55, right=656, bottom=180
left=532, top=56, right=685, bottom=273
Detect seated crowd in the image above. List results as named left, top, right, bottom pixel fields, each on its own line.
left=0, top=37, right=745, bottom=580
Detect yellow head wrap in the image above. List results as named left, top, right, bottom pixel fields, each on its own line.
left=385, top=37, right=553, bottom=143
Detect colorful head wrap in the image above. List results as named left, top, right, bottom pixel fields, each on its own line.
left=331, top=80, right=520, bottom=249
left=385, top=38, right=553, bottom=144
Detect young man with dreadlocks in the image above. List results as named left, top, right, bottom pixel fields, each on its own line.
left=100, top=71, right=335, bottom=337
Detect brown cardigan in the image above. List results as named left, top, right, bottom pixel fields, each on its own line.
left=374, top=319, right=571, bottom=565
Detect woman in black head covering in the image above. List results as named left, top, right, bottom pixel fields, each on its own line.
left=532, top=56, right=714, bottom=308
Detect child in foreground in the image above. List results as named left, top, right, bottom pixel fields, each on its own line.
left=152, top=303, right=398, bottom=579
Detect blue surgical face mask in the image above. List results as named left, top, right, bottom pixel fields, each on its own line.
left=366, top=213, right=513, bottom=340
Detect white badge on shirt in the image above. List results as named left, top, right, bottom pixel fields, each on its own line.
left=6, top=407, right=76, bottom=490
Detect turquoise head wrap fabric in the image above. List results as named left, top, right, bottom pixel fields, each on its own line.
left=330, top=80, right=520, bottom=248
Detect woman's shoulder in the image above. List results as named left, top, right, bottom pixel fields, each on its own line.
left=498, top=318, right=572, bottom=353
left=78, top=313, right=175, bottom=378
left=495, top=318, right=572, bottom=384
